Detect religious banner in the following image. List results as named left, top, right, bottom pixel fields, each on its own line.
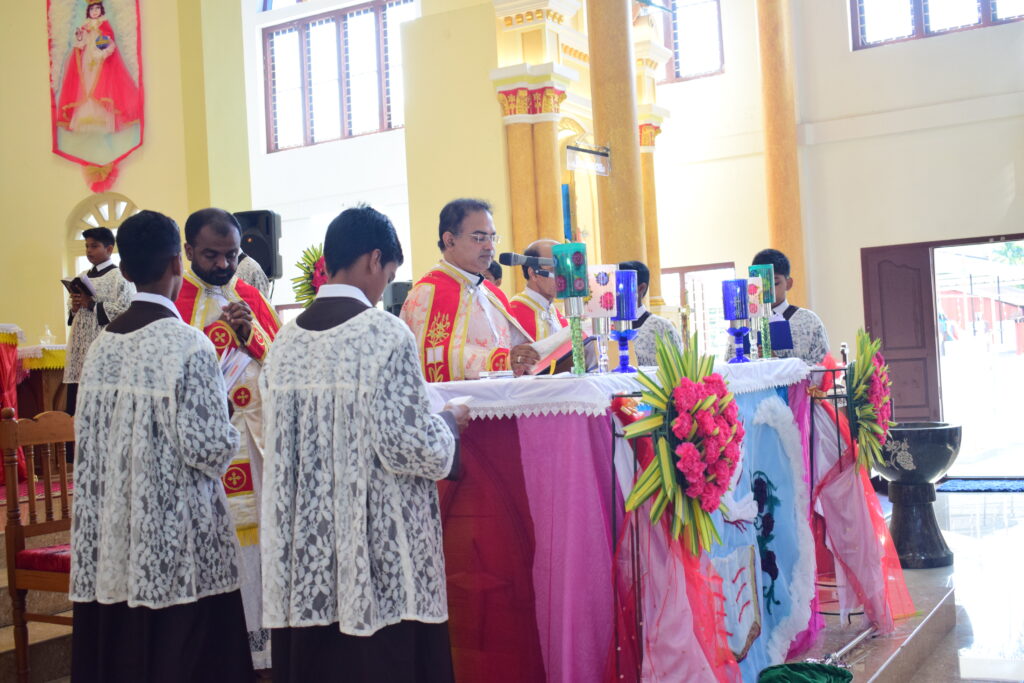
left=48, top=0, right=143, bottom=192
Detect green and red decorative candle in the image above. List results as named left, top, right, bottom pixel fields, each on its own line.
left=552, top=243, right=589, bottom=375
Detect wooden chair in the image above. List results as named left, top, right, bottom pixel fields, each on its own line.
left=1, top=407, right=74, bottom=683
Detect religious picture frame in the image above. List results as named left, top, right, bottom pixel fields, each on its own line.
left=47, top=0, right=144, bottom=192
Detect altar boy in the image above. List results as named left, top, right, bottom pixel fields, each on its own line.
left=260, top=205, right=467, bottom=682
left=70, top=210, right=253, bottom=682
left=751, top=248, right=830, bottom=364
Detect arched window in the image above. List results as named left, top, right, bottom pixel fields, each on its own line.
left=65, top=193, right=140, bottom=277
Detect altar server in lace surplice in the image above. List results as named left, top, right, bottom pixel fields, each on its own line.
left=752, top=249, right=830, bottom=365
left=64, top=227, right=134, bottom=413
left=618, top=260, right=683, bottom=367
left=261, top=205, right=468, bottom=683
left=175, top=208, right=280, bottom=669
left=71, top=210, right=253, bottom=683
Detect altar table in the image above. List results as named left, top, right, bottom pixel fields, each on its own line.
left=427, top=359, right=812, bottom=683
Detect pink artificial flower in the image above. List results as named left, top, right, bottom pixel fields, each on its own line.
left=704, top=373, right=728, bottom=399
left=699, top=489, right=720, bottom=512
left=673, top=378, right=701, bottom=413
left=712, top=458, right=732, bottom=481
left=695, top=409, right=718, bottom=438
left=687, top=480, right=707, bottom=498
left=722, top=400, right=739, bottom=423
left=675, top=442, right=705, bottom=481
left=703, top=433, right=724, bottom=460
left=733, top=421, right=746, bottom=443
left=312, top=256, right=329, bottom=293
left=672, top=412, right=694, bottom=441
left=723, top=441, right=741, bottom=464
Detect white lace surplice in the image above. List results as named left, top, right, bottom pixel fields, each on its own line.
left=70, top=320, right=242, bottom=608
left=775, top=307, right=830, bottom=365
left=235, top=256, right=271, bottom=298
left=634, top=312, right=683, bottom=366
left=259, top=309, right=456, bottom=636
left=64, top=268, right=135, bottom=383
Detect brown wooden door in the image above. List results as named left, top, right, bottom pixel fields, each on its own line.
left=861, top=244, right=941, bottom=422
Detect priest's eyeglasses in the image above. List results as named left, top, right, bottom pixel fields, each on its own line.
left=465, top=232, right=501, bottom=245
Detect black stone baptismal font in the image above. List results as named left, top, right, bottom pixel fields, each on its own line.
left=872, top=422, right=962, bottom=569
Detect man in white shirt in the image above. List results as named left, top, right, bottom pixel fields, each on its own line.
left=400, top=198, right=539, bottom=381
left=260, top=205, right=468, bottom=682
left=509, top=239, right=568, bottom=341
left=71, top=210, right=252, bottom=682
left=618, top=260, right=683, bottom=366
left=752, top=248, right=830, bottom=365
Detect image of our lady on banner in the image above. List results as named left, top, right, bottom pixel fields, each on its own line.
left=48, top=0, right=143, bottom=192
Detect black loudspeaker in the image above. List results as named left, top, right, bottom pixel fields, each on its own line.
left=234, top=210, right=282, bottom=280
left=383, top=281, right=412, bottom=316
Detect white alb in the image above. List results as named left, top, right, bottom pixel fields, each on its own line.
left=64, top=268, right=135, bottom=383
left=259, top=308, right=455, bottom=636
left=70, top=319, right=241, bottom=608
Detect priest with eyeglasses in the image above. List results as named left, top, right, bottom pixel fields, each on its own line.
left=400, top=198, right=540, bottom=381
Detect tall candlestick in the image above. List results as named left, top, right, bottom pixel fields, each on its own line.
left=748, top=265, right=775, bottom=359
left=611, top=269, right=639, bottom=373
left=722, top=278, right=751, bottom=364
left=585, top=265, right=618, bottom=374
left=552, top=243, right=590, bottom=375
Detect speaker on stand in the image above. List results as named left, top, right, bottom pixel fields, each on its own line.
left=234, top=210, right=282, bottom=281
left=383, top=281, right=412, bottom=316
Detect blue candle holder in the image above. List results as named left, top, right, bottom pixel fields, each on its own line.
left=722, top=278, right=751, bottom=364
left=612, top=270, right=639, bottom=373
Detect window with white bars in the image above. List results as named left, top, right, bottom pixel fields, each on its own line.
left=262, top=0, right=417, bottom=152
left=661, top=0, right=725, bottom=83
left=851, top=0, right=1024, bottom=50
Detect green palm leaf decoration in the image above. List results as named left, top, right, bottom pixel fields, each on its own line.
left=622, top=332, right=744, bottom=554
left=291, top=243, right=326, bottom=308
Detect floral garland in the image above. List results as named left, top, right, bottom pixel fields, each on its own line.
left=851, top=329, right=895, bottom=470
left=623, top=332, right=746, bottom=554
left=290, top=244, right=329, bottom=308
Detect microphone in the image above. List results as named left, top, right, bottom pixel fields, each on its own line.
left=498, top=252, right=557, bottom=270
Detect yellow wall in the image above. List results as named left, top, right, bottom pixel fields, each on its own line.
left=0, top=1, right=249, bottom=344
left=403, top=0, right=512, bottom=288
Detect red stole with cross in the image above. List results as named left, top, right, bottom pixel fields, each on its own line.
left=405, top=265, right=525, bottom=383
left=175, top=272, right=280, bottom=522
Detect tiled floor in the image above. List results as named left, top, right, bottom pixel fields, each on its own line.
left=45, top=492, right=1024, bottom=683
left=909, top=491, right=1024, bottom=682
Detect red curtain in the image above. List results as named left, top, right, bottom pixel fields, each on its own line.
left=0, top=343, right=27, bottom=483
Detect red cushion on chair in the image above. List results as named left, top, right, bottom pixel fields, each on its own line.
left=15, top=544, right=71, bottom=572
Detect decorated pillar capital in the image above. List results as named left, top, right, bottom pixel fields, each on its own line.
left=494, top=0, right=581, bottom=28
left=639, top=123, right=661, bottom=149
left=492, top=63, right=578, bottom=123
left=637, top=103, right=670, bottom=152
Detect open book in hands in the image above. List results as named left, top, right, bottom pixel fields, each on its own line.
left=61, top=273, right=96, bottom=297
